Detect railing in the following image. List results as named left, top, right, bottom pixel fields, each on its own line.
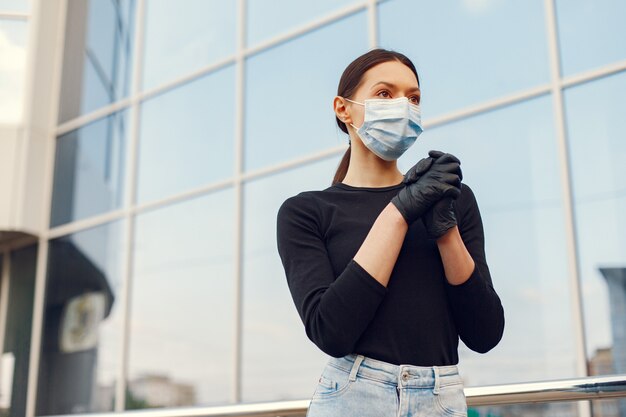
left=49, top=374, right=626, bottom=417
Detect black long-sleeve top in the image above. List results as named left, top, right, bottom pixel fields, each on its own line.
left=276, top=180, right=505, bottom=366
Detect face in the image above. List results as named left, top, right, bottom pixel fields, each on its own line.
left=334, top=60, right=421, bottom=130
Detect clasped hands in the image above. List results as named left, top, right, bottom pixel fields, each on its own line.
left=390, top=150, right=462, bottom=239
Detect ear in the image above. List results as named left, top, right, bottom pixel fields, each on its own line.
left=333, top=96, right=352, bottom=126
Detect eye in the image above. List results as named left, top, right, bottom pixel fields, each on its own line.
left=376, top=90, right=392, bottom=98
left=409, top=95, right=420, bottom=105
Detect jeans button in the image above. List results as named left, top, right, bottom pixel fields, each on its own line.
left=402, top=372, right=409, bottom=380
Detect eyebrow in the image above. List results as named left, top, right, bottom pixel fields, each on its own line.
left=370, top=81, right=420, bottom=93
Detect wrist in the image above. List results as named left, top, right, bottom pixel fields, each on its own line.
left=435, top=225, right=459, bottom=244
left=386, top=201, right=411, bottom=227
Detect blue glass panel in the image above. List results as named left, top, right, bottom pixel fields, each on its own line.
left=247, top=0, right=358, bottom=47
left=38, top=222, right=125, bottom=414
left=137, top=65, right=235, bottom=204
left=242, top=156, right=341, bottom=402
left=58, top=0, right=135, bottom=123
left=564, top=72, right=626, bottom=399
left=245, top=11, right=367, bottom=172
left=555, top=0, right=626, bottom=76
left=51, top=110, right=128, bottom=227
left=379, top=0, right=550, bottom=119
left=128, top=189, right=235, bottom=408
left=142, top=0, right=236, bottom=91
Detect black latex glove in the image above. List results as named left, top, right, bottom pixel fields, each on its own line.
left=391, top=150, right=462, bottom=225
left=414, top=151, right=461, bottom=239
left=403, top=150, right=462, bottom=185
left=423, top=196, right=457, bottom=239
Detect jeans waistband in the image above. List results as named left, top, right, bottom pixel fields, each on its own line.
left=327, top=353, right=462, bottom=392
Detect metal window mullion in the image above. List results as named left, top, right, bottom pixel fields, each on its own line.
left=24, top=0, right=69, bottom=415
left=562, top=59, right=626, bottom=89
left=232, top=0, right=246, bottom=404
left=367, top=0, right=378, bottom=48
left=0, top=11, right=29, bottom=20
left=115, top=0, right=146, bottom=411
left=544, top=1, right=590, bottom=417
left=243, top=1, right=368, bottom=59
left=0, top=250, right=11, bottom=395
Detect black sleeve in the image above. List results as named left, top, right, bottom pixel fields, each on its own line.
left=276, top=194, right=388, bottom=357
left=445, top=183, right=505, bottom=353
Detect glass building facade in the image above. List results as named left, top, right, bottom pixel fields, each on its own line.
left=0, top=0, right=625, bottom=416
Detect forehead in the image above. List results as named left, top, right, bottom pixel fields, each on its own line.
left=360, top=60, right=419, bottom=89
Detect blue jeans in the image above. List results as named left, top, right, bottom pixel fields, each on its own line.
left=306, top=353, right=467, bottom=417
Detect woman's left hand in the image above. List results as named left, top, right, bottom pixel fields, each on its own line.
left=422, top=196, right=457, bottom=239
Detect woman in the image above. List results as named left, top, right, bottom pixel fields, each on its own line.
left=276, top=48, right=505, bottom=417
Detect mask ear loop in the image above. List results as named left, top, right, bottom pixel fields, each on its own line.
left=343, top=97, right=364, bottom=143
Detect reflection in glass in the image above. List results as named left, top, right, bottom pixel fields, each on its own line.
left=137, top=65, right=235, bottom=204
left=555, top=0, right=626, bottom=76
left=0, top=19, right=28, bottom=123
left=128, top=189, right=234, bottom=409
left=564, top=71, right=626, bottom=417
left=142, top=0, right=236, bottom=91
left=36, top=221, right=125, bottom=415
left=2, top=246, right=37, bottom=417
left=50, top=110, right=128, bottom=227
left=246, top=0, right=357, bottom=46
left=470, top=401, right=580, bottom=417
left=379, top=0, right=550, bottom=119
left=244, top=11, right=367, bottom=172
left=242, top=156, right=341, bottom=402
left=58, top=0, right=135, bottom=124
left=398, top=95, right=577, bottom=385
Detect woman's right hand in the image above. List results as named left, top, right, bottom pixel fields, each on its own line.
left=390, top=151, right=462, bottom=226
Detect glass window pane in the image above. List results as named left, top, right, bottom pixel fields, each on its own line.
left=246, top=0, right=358, bottom=47
left=50, top=110, right=128, bottom=227
left=565, top=72, right=626, bottom=416
left=3, top=245, right=37, bottom=417
left=242, top=156, right=341, bottom=402
left=142, top=0, right=236, bottom=91
left=37, top=222, right=125, bottom=415
left=0, top=19, right=28, bottom=124
left=379, top=0, right=550, bottom=119
left=137, top=65, right=235, bottom=204
left=58, top=0, right=136, bottom=124
left=245, top=12, right=367, bottom=172
left=0, top=0, right=30, bottom=13
left=556, top=0, right=626, bottom=76
left=398, top=95, right=577, bottom=384
left=128, top=189, right=235, bottom=409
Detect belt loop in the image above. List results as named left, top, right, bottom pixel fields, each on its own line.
left=349, top=354, right=365, bottom=381
left=433, top=366, right=441, bottom=395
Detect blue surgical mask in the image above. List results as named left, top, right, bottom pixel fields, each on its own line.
left=345, top=96, right=423, bottom=161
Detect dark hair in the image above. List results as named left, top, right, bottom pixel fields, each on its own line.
left=332, top=48, right=420, bottom=185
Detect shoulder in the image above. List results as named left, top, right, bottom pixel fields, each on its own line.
left=277, top=189, right=325, bottom=223
left=460, top=182, right=477, bottom=203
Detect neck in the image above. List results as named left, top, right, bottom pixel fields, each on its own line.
left=342, top=134, right=404, bottom=187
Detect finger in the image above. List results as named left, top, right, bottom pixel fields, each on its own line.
left=430, top=151, right=460, bottom=166
left=405, top=157, right=433, bottom=183
left=431, top=162, right=462, bottom=180
left=438, top=172, right=462, bottom=189
left=441, top=184, right=461, bottom=199
left=428, top=150, right=445, bottom=159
